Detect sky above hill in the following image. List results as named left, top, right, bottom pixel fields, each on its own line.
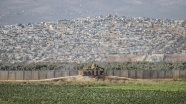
left=0, top=0, right=186, bottom=25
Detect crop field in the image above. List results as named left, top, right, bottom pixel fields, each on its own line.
left=0, top=80, right=186, bottom=104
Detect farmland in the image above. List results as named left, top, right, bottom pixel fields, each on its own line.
left=0, top=80, right=186, bottom=104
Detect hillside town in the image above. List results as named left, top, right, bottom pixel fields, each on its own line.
left=0, top=15, right=186, bottom=63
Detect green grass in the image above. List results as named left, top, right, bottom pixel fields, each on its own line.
left=89, top=80, right=186, bottom=92
left=0, top=80, right=186, bottom=104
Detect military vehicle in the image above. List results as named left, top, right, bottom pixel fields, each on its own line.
left=81, top=63, right=105, bottom=77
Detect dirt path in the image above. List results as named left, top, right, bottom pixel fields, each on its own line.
left=0, top=75, right=173, bottom=83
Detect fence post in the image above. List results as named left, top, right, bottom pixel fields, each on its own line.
left=113, top=69, right=114, bottom=76
left=120, top=70, right=122, bottom=77
left=38, top=70, right=40, bottom=80
left=8, top=70, right=9, bottom=80
left=68, top=70, right=70, bottom=76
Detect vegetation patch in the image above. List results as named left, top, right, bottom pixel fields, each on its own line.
left=89, top=80, right=186, bottom=91
left=0, top=80, right=186, bottom=104
left=1, top=61, right=186, bottom=70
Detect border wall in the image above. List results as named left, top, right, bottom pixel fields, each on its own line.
left=0, top=70, right=79, bottom=80
left=106, top=70, right=186, bottom=79
left=0, top=70, right=186, bottom=80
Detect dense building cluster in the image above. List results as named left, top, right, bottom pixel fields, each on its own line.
left=0, top=15, right=186, bottom=63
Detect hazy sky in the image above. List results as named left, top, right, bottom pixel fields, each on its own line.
left=0, top=0, right=186, bottom=25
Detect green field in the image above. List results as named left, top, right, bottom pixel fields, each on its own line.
left=0, top=80, right=186, bottom=104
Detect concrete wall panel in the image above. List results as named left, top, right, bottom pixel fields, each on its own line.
left=69, top=70, right=78, bottom=76
left=24, top=71, right=32, bottom=80
left=113, top=70, right=121, bottom=77
left=8, top=71, right=16, bottom=80
left=16, top=71, right=24, bottom=80
left=32, top=71, right=39, bottom=80
left=47, top=70, right=54, bottom=79
left=39, top=71, right=47, bottom=79
left=136, top=70, right=143, bottom=79
left=120, top=70, right=128, bottom=77
left=179, top=70, right=186, bottom=78
left=106, top=70, right=113, bottom=76
left=158, top=70, right=165, bottom=79
left=61, top=70, right=69, bottom=77
left=143, top=70, right=151, bottom=79
left=0, top=71, right=8, bottom=80
left=173, top=70, right=180, bottom=79
left=151, top=70, right=158, bottom=79
left=54, top=70, right=62, bottom=78
left=165, top=70, right=173, bottom=79
left=128, top=70, right=136, bottom=79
